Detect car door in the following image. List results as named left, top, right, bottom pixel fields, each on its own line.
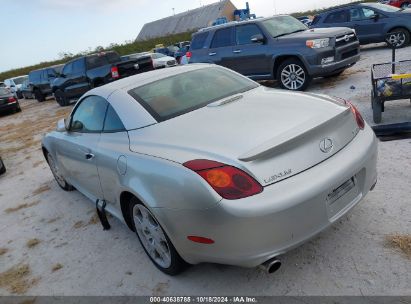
left=66, top=58, right=90, bottom=98
left=96, top=103, right=129, bottom=207
left=351, top=7, right=388, bottom=43
left=56, top=95, right=107, bottom=201
left=207, top=27, right=235, bottom=67
left=228, top=23, right=270, bottom=76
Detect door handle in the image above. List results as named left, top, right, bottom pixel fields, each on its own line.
left=209, top=52, right=217, bottom=56
left=85, top=153, right=95, bottom=160
left=233, top=50, right=242, bottom=53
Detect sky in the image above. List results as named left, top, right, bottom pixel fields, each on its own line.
left=0, top=0, right=356, bottom=73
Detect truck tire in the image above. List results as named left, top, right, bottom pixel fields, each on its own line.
left=277, top=58, right=311, bottom=91
left=387, top=28, right=410, bottom=48
left=55, top=90, right=69, bottom=107
left=34, top=89, right=45, bottom=102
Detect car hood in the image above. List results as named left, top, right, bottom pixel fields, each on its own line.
left=128, top=87, right=360, bottom=186
left=279, top=27, right=354, bottom=40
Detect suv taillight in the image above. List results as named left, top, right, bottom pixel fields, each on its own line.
left=183, top=159, right=263, bottom=200
left=111, top=66, right=120, bottom=79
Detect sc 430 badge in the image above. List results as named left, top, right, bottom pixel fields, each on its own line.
left=264, top=169, right=292, bottom=184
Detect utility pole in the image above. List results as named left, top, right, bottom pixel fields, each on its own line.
left=172, top=8, right=175, bottom=15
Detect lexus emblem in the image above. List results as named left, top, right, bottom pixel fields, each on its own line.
left=320, top=138, right=334, bottom=153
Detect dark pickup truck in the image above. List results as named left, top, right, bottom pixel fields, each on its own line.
left=52, top=51, right=153, bottom=106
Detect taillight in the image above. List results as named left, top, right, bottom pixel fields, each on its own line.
left=334, top=97, right=365, bottom=130
left=183, top=159, right=263, bottom=200
left=111, top=66, right=119, bottom=79
left=8, top=97, right=16, bottom=103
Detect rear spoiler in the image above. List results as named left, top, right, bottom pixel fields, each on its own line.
left=238, top=109, right=351, bottom=162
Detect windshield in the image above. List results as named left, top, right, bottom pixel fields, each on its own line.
left=364, top=3, right=401, bottom=12
left=12, top=76, right=28, bottom=85
left=128, top=67, right=259, bottom=122
left=262, top=16, right=307, bottom=38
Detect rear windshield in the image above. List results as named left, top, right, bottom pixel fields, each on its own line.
left=262, top=16, right=307, bottom=38
left=128, top=67, right=258, bottom=122
left=0, top=88, right=10, bottom=95
left=12, top=76, right=28, bottom=85
left=86, top=52, right=120, bottom=69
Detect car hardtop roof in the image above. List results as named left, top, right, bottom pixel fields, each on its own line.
left=316, top=2, right=368, bottom=14
left=195, top=15, right=289, bottom=34
left=31, top=64, right=64, bottom=73
left=87, top=63, right=213, bottom=99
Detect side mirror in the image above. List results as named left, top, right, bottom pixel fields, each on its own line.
left=251, top=34, right=265, bottom=43
left=71, top=120, right=83, bottom=132
left=371, top=13, right=379, bottom=21
left=56, top=118, right=67, bottom=132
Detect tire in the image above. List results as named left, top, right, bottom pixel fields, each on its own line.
left=401, top=2, right=410, bottom=9
left=55, top=89, right=69, bottom=107
left=46, top=152, right=74, bottom=191
left=128, top=197, right=188, bottom=275
left=34, top=89, right=45, bottom=102
left=0, top=158, right=6, bottom=175
left=277, top=58, right=311, bottom=91
left=387, top=28, right=410, bottom=48
left=372, top=98, right=382, bottom=124
left=15, top=103, right=22, bottom=113
left=17, top=91, right=23, bottom=99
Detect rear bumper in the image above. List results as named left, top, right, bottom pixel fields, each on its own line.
left=0, top=101, right=19, bottom=112
left=154, top=125, right=378, bottom=267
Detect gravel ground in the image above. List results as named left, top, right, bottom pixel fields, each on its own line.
left=0, top=44, right=410, bottom=296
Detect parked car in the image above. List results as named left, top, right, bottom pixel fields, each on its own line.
left=154, top=46, right=180, bottom=57
left=42, top=64, right=377, bottom=275
left=189, top=15, right=360, bottom=91
left=0, top=157, right=5, bottom=175
left=311, top=3, right=411, bottom=47
left=379, top=0, right=411, bottom=9
left=4, top=75, right=28, bottom=99
left=0, top=87, right=21, bottom=114
left=130, top=53, right=177, bottom=69
left=52, top=51, right=154, bottom=106
left=29, top=65, right=63, bottom=102
left=21, top=79, right=35, bottom=99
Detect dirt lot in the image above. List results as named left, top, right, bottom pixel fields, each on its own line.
left=0, top=44, right=410, bottom=296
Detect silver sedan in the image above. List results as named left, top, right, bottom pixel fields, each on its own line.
left=42, top=64, right=378, bottom=275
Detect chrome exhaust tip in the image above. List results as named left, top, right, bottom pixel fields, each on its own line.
left=259, top=257, right=281, bottom=274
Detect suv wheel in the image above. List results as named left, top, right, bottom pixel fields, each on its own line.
left=34, top=89, right=45, bottom=102
left=387, top=28, right=410, bottom=48
left=55, top=90, right=69, bottom=107
left=277, top=58, right=310, bottom=91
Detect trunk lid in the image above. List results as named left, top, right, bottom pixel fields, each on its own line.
left=128, top=87, right=359, bottom=186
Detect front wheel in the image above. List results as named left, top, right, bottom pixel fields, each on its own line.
left=128, top=198, right=188, bottom=275
left=46, top=152, right=74, bottom=191
left=277, top=59, right=311, bottom=91
left=54, top=90, right=69, bottom=107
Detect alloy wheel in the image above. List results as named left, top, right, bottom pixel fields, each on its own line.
left=133, top=204, right=172, bottom=268
left=280, top=64, right=306, bottom=90
left=387, top=32, right=406, bottom=48
left=47, top=153, right=66, bottom=188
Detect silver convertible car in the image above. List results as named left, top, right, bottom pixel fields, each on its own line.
left=42, top=64, right=378, bottom=275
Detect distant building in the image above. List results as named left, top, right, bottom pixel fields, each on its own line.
left=136, top=0, right=237, bottom=41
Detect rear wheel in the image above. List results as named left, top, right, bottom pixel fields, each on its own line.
left=128, top=197, right=188, bottom=275
left=34, top=89, right=45, bottom=102
left=46, top=152, right=74, bottom=191
left=277, top=58, right=311, bottom=91
left=387, top=28, right=410, bottom=48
